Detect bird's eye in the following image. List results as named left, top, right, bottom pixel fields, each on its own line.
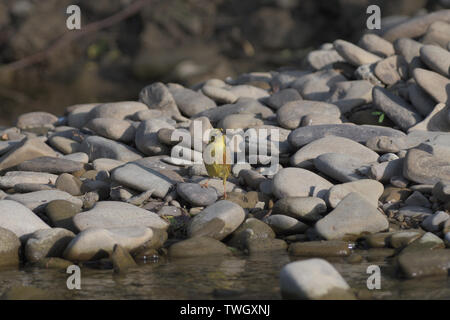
left=210, top=136, right=215, bottom=142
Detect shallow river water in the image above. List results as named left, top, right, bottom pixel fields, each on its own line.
left=1, top=251, right=449, bottom=300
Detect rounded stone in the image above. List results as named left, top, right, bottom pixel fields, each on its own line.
left=273, top=197, right=326, bottom=222
left=177, top=183, right=218, bottom=207
left=272, top=168, right=333, bottom=200
left=187, top=200, right=245, bottom=240
left=168, top=237, right=231, bottom=259
left=279, top=259, right=353, bottom=300
left=25, top=228, right=75, bottom=263
left=0, top=227, right=21, bottom=268
left=73, top=201, right=169, bottom=232
left=55, top=173, right=82, bottom=196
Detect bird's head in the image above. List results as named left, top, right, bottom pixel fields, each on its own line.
left=208, top=128, right=224, bottom=144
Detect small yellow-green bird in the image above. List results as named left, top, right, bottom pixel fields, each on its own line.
left=202, top=128, right=232, bottom=199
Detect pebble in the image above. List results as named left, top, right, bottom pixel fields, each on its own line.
left=291, top=69, right=346, bottom=101
left=413, top=68, right=450, bottom=104
left=111, top=163, right=177, bottom=198
left=272, top=197, right=326, bottom=222
left=0, top=171, right=57, bottom=189
left=326, top=179, right=384, bottom=208
left=277, top=100, right=341, bottom=129
left=334, top=39, right=381, bottom=66
left=157, top=206, right=182, bottom=217
left=80, top=135, right=142, bottom=162
left=398, top=206, right=433, bottom=219
left=288, top=124, right=405, bottom=148
left=246, top=238, right=288, bottom=254
left=354, top=63, right=384, bottom=86
left=315, top=192, right=389, bottom=240
left=358, top=34, right=395, bottom=58
left=421, top=211, right=449, bottom=232
left=420, top=44, right=450, bottom=77
left=168, top=236, right=231, bottom=258
left=304, top=49, right=345, bottom=70
left=63, top=226, right=153, bottom=261
left=227, top=218, right=275, bottom=250
left=408, top=103, right=450, bottom=132
left=169, top=86, right=216, bottom=117
left=6, top=190, right=82, bottom=213
left=272, top=168, right=333, bottom=200
left=177, top=183, right=218, bottom=207
left=313, top=153, right=368, bottom=182
left=16, top=112, right=58, bottom=130
left=135, top=119, right=174, bottom=156
left=192, top=177, right=243, bottom=198
left=0, top=138, right=58, bottom=171
left=73, top=201, right=168, bottom=231
left=279, top=258, right=354, bottom=300
left=0, top=227, right=21, bottom=268
left=110, top=245, right=137, bottom=275
left=390, top=176, right=409, bottom=188
left=139, top=82, right=185, bottom=120
left=327, top=80, right=373, bottom=113
left=87, top=101, right=148, bottom=122
left=394, top=38, right=425, bottom=74
left=379, top=153, right=399, bottom=162
left=228, top=85, right=269, bottom=100
left=18, top=156, right=84, bottom=174
left=92, top=158, right=124, bottom=172
left=193, top=97, right=273, bottom=123
left=187, top=200, right=245, bottom=240
left=368, top=158, right=404, bottom=182
left=45, top=200, right=81, bottom=232
left=265, top=88, right=302, bottom=110
left=300, top=114, right=342, bottom=126
left=201, top=85, right=238, bottom=104
left=374, top=55, right=408, bottom=85
left=422, top=21, right=450, bottom=48
left=218, top=113, right=264, bottom=130
left=67, top=103, right=99, bottom=128
left=238, top=169, right=266, bottom=190
left=389, top=231, right=423, bottom=248
left=55, top=173, right=82, bottom=196
left=404, top=191, right=431, bottom=208
left=47, top=136, right=80, bottom=155
left=25, top=228, right=75, bottom=263
left=432, top=181, right=450, bottom=202
left=380, top=187, right=412, bottom=203
left=291, top=136, right=379, bottom=168
left=398, top=246, right=450, bottom=279
left=0, top=200, right=50, bottom=240
left=407, top=83, right=436, bottom=117
left=383, top=10, right=450, bottom=42
left=403, top=143, right=450, bottom=184
left=86, top=118, right=136, bottom=143
left=63, top=152, right=89, bottom=163
left=265, top=215, right=308, bottom=236
left=289, top=240, right=351, bottom=257
left=372, top=86, right=422, bottom=131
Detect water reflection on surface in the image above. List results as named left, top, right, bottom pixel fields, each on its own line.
left=0, top=252, right=449, bottom=300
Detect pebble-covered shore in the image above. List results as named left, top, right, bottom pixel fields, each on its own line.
left=1, top=9, right=450, bottom=300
